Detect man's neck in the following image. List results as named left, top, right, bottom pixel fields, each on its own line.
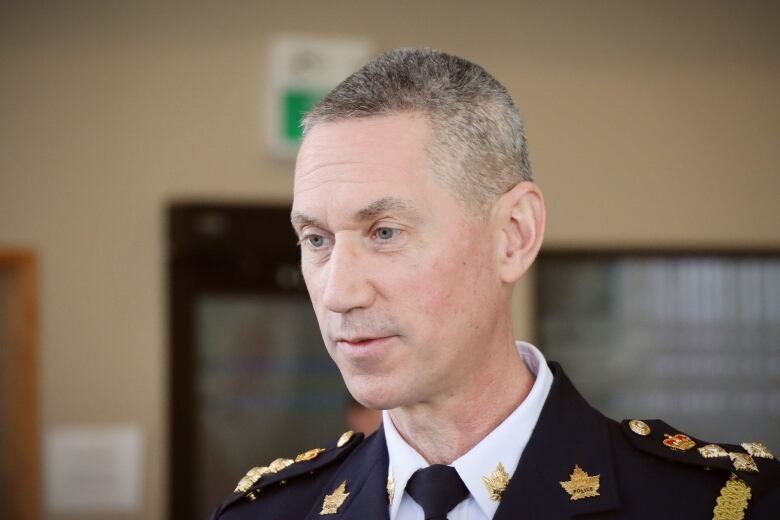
left=387, top=340, right=535, bottom=465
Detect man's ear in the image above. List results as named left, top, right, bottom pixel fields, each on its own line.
left=495, top=181, right=546, bottom=284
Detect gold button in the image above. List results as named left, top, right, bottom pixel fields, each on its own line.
left=629, top=419, right=651, bottom=436
left=337, top=430, right=354, bottom=448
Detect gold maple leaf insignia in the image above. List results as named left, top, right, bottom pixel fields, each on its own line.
left=741, top=442, right=774, bottom=460
left=560, top=465, right=600, bottom=501
left=320, top=480, right=349, bottom=515
left=729, top=452, right=759, bottom=473
left=482, top=462, right=510, bottom=501
left=386, top=470, right=395, bottom=504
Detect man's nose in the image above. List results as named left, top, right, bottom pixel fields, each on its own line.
left=322, top=239, right=375, bottom=314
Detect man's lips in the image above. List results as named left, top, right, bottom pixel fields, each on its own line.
left=336, top=335, right=395, bottom=348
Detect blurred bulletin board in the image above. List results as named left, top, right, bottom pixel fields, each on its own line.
left=537, top=252, right=780, bottom=451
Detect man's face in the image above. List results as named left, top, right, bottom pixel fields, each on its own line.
left=292, top=113, right=505, bottom=410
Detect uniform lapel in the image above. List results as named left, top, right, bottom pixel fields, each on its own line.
left=305, top=427, right=390, bottom=520
left=494, top=363, right=622, bottom=519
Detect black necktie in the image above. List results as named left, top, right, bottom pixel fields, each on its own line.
left=405, top=465, right=470, bottom=520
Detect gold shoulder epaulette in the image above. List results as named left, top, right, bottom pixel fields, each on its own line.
left=230, top=430, right=363, bottom=503
left=621, top=418, right=780, bottom=517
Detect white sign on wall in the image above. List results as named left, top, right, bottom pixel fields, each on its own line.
left=45, top=425, right=144, bottom=513
left=266, top=35, right=374, bottom=158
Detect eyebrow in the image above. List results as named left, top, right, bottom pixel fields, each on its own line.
left=290, top=196, right=419, bottom=234
left=290, top=211, right=323, bottom=234
left=355, top=196, right=414, bottom=221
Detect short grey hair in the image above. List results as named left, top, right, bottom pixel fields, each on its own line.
left=302, top=48, right=532, bottom=214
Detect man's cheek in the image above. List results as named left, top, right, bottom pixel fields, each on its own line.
left=410, top=276, right=456, bottom=319
left=302, top=270, right=324, bottom=305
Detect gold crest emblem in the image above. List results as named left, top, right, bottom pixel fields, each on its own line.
left=712, top=474, right=752, bottom=520
left=560, top=465, right=600, bottom=501
left=663, top=433, right=696, bottom=451
left=729, top=452, right=759, bottom=473
left=629, top=419, right=651, bottom=436
left=320, top=480, right=349, bottom=515
left=482, top=462, right=510, bottom=501
left=698, top=444, right=728, bottom=459
left=741, top=442, right=774, bottom=460
left=337, top=430, right=354, bottom=448
left=296, top=448, right=326, bottom=463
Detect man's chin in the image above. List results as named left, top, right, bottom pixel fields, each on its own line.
left=343, top=378, right=405, bottom=411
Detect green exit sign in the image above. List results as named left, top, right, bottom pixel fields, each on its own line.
left=267, top=36, right=373, bottom=158
left=283, top=89, right=327, bottom=142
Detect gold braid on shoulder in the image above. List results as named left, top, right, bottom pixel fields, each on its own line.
left=712, top=473, right=751, bottom=520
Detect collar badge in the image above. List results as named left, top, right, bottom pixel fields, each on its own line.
left=482, top=462, right=510, bottom=502
left=386, top=470, right=395, bottom=504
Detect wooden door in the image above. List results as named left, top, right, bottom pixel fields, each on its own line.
left=0, top=251, right=39, bottom=520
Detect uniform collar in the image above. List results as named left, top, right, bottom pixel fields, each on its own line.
left=493, top=362, right=622, bottom=520
left=383, top=341, right=554, bottom=519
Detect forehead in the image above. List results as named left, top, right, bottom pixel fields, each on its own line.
left=295, top=113, right=429, bottom=185
left=292, top=113, right=439, bottom=224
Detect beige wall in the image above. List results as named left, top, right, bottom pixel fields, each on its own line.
left=1, top=2, right=778, bottom=519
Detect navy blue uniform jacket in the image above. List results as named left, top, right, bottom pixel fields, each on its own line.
left=212, top=363, right=780, bottom=519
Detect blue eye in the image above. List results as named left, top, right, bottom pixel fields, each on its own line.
left=306, top=235, right=325, bottom=248
left=374, top=227, right=398, bottom=240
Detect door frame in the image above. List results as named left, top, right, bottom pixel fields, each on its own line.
left=0, top=250, right=40, bottom=520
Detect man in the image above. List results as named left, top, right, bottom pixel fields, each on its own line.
left=212, top=48, right=778, bottom=519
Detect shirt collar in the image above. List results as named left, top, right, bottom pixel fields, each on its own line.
left=383, top=341, right=554, bottom=519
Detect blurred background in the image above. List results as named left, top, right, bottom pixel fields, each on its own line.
left=1, top=1, right=779, bottom=519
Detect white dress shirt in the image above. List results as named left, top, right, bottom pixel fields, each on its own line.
left=383, top=341, right=553, bottom=520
